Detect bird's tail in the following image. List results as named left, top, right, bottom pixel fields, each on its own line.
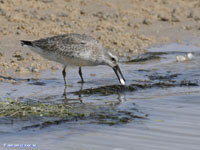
left=21, top=40, right=33, bottom=46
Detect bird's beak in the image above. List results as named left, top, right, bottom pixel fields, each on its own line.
left=113, top=65, right=126, bottom=85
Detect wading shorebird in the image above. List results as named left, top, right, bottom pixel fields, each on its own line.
left=21, top=33, right=125, bottom=86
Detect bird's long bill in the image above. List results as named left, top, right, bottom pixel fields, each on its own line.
left=113, top=65, right=126, bottom=85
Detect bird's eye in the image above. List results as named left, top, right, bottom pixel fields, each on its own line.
left=111, top=57, right=116, bottom=61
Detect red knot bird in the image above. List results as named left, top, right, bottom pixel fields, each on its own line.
left=21, top=33, right=125, bottom=86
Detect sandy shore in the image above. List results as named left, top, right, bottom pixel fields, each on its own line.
left=0, top=0, right=200, bottom=79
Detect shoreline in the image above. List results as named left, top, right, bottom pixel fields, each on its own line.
left=0, top=0, right=200, bottom=79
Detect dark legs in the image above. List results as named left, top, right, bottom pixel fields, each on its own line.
left=79, top=67, right=84, bottom=83
left=63, top=82, right=83, bottom=103
left=62, top=66, right=84, bottom=96
left=62, top=66, right=67, bottom=86
left=62, top=66, right=85, bottom=85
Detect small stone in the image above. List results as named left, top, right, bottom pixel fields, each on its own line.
left=80, top=10, right=85, bottom=15
left=0, top=77, right=4, bottom=82
left=30, top=67, right=40, bottom=73
left=51, top=66, right=58, bottom=70
left=13, top=51, right=24, bottom=61
left=39, top=16, right=47, bottom=21
left=187, top=53, right=194, bottom=60
left=143, top=18, right=152, bottom=25
left=127, top=22, right=132, bottom=27
left=16, top=67, right=28, bottom=73
left=113, top=41, right=117, bottom=45
left=16, top=31, right=20, bottom=35
left=158, top=14, right=169, bottom=21
left=176, top=53, right=194, bottom=62
left=176, top=55, right=187, bottom=62
left=10, top=58, right=16, bottom=63
left=15, top=67, right=21, bottom=72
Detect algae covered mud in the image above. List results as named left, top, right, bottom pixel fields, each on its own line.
left=1, top=41, right=200, bottom=150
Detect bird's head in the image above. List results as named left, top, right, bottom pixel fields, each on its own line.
left=103, top=49, right=126, bottom=85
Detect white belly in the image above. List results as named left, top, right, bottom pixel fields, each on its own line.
left=28, top=46, right=98, bottom=67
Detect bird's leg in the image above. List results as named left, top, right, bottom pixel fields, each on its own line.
left=78, top=83, right=83, bottom=103
left=62, top=66, right=67, bottom=86
left=63, top=86, right=67, bottom=96
left=78, top=67, right=85, bottom=83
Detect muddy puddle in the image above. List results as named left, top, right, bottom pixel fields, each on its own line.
left=1, top=41, right=200, bottom=150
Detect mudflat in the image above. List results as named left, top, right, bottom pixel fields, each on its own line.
left=0, top=0, right=200, bottom=79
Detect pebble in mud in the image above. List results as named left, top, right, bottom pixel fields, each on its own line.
left=176, top=53, right=194, bottom=62
left=30, top=67, right=40, bottom=73
left=187, top=53, right=194, bottom=60
left=142, top=18, right=152, bottom=25
left=158, top=14, right=169, bottom=22
left=50, top=66, right=59, bottom=70
left=13, top=51, right=24, bottom=61
left=15, top=66, right=28, bottom=73
left=176, top=55, right=186, bottom=62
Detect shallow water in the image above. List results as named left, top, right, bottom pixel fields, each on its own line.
left=1, top=42, right=200, bottom=150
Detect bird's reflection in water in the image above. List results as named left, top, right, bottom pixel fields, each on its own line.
left=117, top=92, right=127, bottom=102
left=62, top=83, right=84, bottom=105
left=62, top=83, right=128, bottom=108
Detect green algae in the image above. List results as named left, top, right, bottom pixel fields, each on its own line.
left=73, top=85, right=136, bottom=96
left=72, top=80, right=198, bottom=96
left=0, top=98, right=77, bottom=118
left=126, top=52, right=162, bottom=63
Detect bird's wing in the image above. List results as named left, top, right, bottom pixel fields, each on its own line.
left=33, top=34, right=85, bottom=48
left=32, top=34, right=99, bottom=58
